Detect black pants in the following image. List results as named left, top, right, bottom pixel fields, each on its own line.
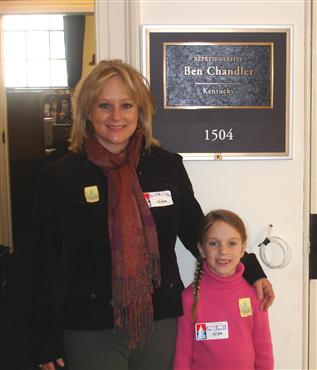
left=63, top=318, right=177, bottom=370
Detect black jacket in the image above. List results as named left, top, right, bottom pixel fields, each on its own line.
left=31, top=145, right=266, bottom=363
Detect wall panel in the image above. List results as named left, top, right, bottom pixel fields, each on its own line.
left=96, top=1, right=309, bottom=368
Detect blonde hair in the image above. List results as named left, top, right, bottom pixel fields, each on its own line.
left=69, top=59, right=159, bottom=153
left=191, top=209, right=247, bottom=321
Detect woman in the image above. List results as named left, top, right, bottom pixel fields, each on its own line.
left=31, top=60, right=274, bottom=370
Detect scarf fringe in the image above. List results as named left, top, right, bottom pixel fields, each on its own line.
left=113, top=279, right=154, bottom=349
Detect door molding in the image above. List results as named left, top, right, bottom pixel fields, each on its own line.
left=309, top=0, right=317, bottom=368
left=95, top=0, right=140, bottom=67
left=0, top=16, right=13, bottom=250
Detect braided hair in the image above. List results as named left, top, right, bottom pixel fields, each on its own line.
left=191, top=209, right=247, bottom=321
left=191, top=256, right=204, bottom=321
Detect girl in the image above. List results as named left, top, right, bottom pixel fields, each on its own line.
left=174, top=209, right=274, bottom=370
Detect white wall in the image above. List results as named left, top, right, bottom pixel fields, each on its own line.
left=180, top=161, right=306, bottom=370
left=95, top=1, right=309, bottom=368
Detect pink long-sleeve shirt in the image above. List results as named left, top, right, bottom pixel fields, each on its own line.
left=174, top=262, right=274, bottom=370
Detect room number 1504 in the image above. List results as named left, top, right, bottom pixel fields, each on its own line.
left=204, top=129, right=234, bottom=142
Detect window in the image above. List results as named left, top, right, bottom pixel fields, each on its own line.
left=3, top=15, right=68, bottom=88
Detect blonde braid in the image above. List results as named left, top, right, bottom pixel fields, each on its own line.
left=191, top=257, right=204, bottom=321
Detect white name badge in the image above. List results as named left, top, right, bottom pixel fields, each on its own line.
left=195, top=321, right=229, bottom=341
left=144, top=190, right=173, bottom=208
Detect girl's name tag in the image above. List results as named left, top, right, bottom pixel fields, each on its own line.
left=195, top=321, right=229, bottom=341
left=144, top=190, right=173, bottom=208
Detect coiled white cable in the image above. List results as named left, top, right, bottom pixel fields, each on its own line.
left=258, top=224, right=292, bottom=269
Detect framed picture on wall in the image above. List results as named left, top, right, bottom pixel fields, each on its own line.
left=141, top=25, right=292, bottom=160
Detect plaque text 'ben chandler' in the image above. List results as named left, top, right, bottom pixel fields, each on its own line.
left=183, top=65, right=254, bottom=76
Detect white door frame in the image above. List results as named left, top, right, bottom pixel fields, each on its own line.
left=309, top=0, right=317, bottom=368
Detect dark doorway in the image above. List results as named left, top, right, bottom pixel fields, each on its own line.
left=0, top=91, right=45, bottom=370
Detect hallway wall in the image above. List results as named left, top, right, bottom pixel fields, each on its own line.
left=95, top=1, right=310, bottom=368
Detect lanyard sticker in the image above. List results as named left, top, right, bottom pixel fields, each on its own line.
left=195, top=321, right=229, bottom=341
left=143, top=190, right=173, bottom=208
left=239, top=297, right=253, bottom=317
left=84, top=186, right=99, bottom=203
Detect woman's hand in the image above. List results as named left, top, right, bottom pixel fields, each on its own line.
left=253, top=278, right=275, bottom=311
left=39, top=358, right=65, bottom=370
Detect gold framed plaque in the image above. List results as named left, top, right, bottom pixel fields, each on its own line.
left=141, top=25, right=292, bottom=160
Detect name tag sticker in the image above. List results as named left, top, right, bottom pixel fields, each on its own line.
left=195, top=321, right=229, bottom=341
left=84, top=186, right=100, bottom=203
left=144, top=190, right=173, bottom=208
left=239, top=297, right=253, bottom=317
